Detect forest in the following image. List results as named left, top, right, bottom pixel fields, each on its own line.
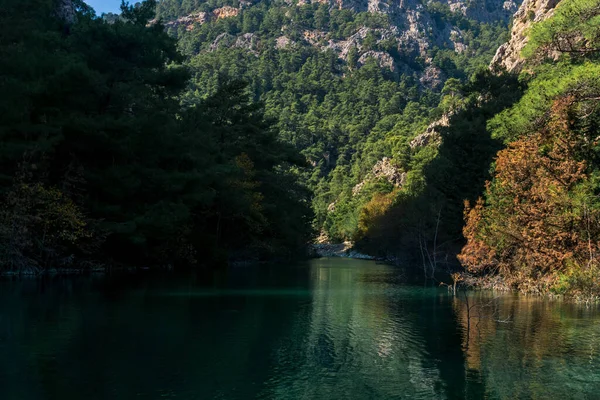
left=3, top=1, right=600, bottom=397
left=1, top=0, right=600, bottom=297
left=0, top=0, right=312, bottom=272
left=459, top=0, right=600, bottom=298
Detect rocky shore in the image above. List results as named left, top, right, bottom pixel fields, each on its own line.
left=310, top=242, right=377, bottom=260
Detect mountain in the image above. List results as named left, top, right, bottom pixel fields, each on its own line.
left=153, top=0, right=523, bottom=251
left=157, top=0, right=519, bottom=88
left=3, top=0, right=600, bottom=297
left=152, top=0, right=600, bottom=297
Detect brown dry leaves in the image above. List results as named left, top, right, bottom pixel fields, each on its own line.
left=459, top=97, right=600, bottom=292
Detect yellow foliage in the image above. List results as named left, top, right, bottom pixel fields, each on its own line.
left=0, top=182, right=92, bottom=272
left=356, top=189, right=399, bottom=239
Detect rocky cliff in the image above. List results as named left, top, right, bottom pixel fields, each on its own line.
left=158, top=0, right=522, bottom=89
left=153, top=6, right=241, bottom=31
left=490, top=0, right=560, bottom=72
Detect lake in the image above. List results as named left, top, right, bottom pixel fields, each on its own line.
left=1, top=258, right=599, bottom=399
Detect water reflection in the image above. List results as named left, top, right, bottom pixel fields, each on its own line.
left=0, top=260, right=600, bottom=399
left=453, top=292, right=600, bottom=398
left=260, top=258, right=445, bottom=399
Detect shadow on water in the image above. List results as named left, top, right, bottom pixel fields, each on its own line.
left=1, top=258, right=600, bottom=399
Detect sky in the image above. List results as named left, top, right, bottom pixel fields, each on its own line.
left=85, top=0, right=124, bottom=14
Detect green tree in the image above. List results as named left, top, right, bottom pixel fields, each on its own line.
left=347, top=46, right=359, bottom=69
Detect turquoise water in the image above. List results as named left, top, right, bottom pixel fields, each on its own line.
left=1, top=258, right=599, bottom=399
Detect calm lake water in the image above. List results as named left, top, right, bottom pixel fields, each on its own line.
left=1, top=258, right=600, bottom=399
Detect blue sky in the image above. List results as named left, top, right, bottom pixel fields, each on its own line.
left=85, top=0, right=123, bottom=14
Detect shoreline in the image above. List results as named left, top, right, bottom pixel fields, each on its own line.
left=310, top=242, right=379, bottom=261
left=458, top=273, right=600, bottom=304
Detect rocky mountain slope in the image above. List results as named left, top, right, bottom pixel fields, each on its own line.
left=490, top=0, right=560, bottom=71
left=152, top=0, right=527, bottom=248
left=157, top=0, right=522, bottom=88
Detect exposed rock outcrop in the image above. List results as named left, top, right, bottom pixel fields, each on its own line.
left=449, top=0, right=519, bottom=20
left=213, top=6, right=239, bottom=19
left=209, top=33, right=235, bottom=51
left=358, top=51, right=397, bottom=72
left=304, top=0, right=518, bottom=22
left=161, top=12, right=208, bottom=31
left=419, top=65, right=446, bottom=90
left=352, top=157, right=406, bottom=196
left=410, top=130, right=442, bottom=149
left=235, top=33, right=259, bottom=54
left=275, top=36, right=294, bottom=49
left=372, top=157, right=406, bottom=186
left=289, top=0, right=520, bottom=82
left=410, top=112, right=452, bottom=149
left=490, top=0, right=560, bottom=72
left=450, top=29, right=467, bottom=53
left=303, top=30, right=328, bottom=46
left=311, top=241, right=377, bottom=259
left=158, top=0, right=525, bottom=87
left=324, top=26, right=401, bottom=58
left=160, top=6, right=240, bottom=31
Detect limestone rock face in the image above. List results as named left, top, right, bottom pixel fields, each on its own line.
left=213, top=6, right=239, bottom=19
left=162, top=12, right=208, bottom=31
left=372, top=157, right=407, bottom=186
left=275, top=36, right=294, bottom=49
left=409, top=113, right=451, bottom=149
left=303, top=30, right=328, bottom=46
left=160, top=6, right=239, bottom=31
left=234, top=33, right=259, bottom=54
left=311, top=0, right=518, bottom=22
left=358, top=51, right=397, bottom=72
left=450, top=29, right=467, bottom=53
left=209, top=33, right=235, bottom=51
left=490, top=0, right=561, bottom=72
left=419, top=65, right=446, bottom=90
left=298, top=0, right=522, bottom=83
left=323, top=26, right=400, bottom=59
left=410, top=130, right=442, bottom=149
left=158, top=0, right=524, bottom=85
left=352, top=157, right=406, bottom=196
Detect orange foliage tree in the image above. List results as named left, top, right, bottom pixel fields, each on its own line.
left=459, top=97, right=600, bottom=294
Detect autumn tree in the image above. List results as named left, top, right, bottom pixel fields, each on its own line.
left=459, top=97, right=600, bottom=295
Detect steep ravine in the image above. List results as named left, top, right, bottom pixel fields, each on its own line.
left=153, top=0, right=528, bottom=259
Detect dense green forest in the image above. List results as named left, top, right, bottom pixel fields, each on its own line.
left=0, top=0, right=311, bottom=272
left=151, top=0, right=517, bottom=261
left=4, top=1, right=600, bottom=397
left=0, top=0, right=517, bottom=274
left=151, top=0, right=600, bottom=296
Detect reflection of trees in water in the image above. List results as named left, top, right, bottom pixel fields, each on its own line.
left=262, top=258, right=446, bottom=400
left=0, top=276, right=300, bottom=400
left=5, top=264, right=600, bottom=400
left=0, top=279, right=98, bottom=399
left=453, top=292, right=600, bottom=398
